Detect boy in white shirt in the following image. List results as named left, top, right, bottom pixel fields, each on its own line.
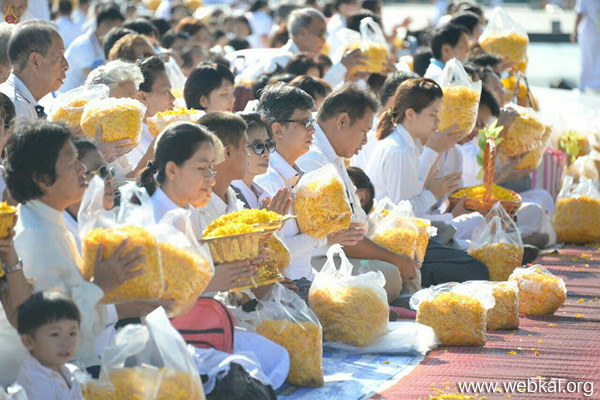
left=16, top=291, right=84, bottom=400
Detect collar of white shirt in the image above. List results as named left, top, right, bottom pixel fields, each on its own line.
left=18, top=352, right=81, bottom=396
left=231, top=180, right=264, bottom=209
left=204, top=186, right=239, bottom=217
left=269, top=151, right=302, bottom=187
left=151, top=187, right=180, bottom=223
left=5, top=73, right=39, bottom=107
left=313, top=123, right=340, bottom=165
left=22, top=199, right=66, bottom=227
left=281, top=39, right=300, bottom=55
left=392, top=123, right=421, bottom=156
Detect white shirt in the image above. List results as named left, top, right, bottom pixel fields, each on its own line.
left=256, top=152, right=326, bottom=280
left=459, top=141, right=481, bottom=188
left=246, top=10, right=273, bottom=48
left=431, top=146, right=463, bottom=212
left=71, top=9, right=88, bottom=28
left=63, top=210, right=82, bottom=254
left=13, top=200, right=108, bottom=368
left=0, top=73, right=43, bottom=127
left=55, top=16, right=83, bottom=49
left=16, top=353, right=84, bottom=400
left=61, top=30, right=104, bottom=93
left=327, top=13, right=346, bottom=37
left=230, top=180, right=266, bottom=210
left=364, top=124, right=439, bottom=216
left=424, top=60, right=444, bottom=83
left=125, top=123, right=153, bottom=170
left=350, top=114, right=379, bottom=171
left=196, top=187, right=244, bottom=229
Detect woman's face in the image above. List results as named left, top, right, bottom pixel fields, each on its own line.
left=170, top=141, right=216, bottom=208
left=413, top=98, right=441, bottom=141
left=80, top=149, right=115, bottom=210
left=246, top=126, right=271, bottom=178
left=141, top=71, right=175, bottom=118
left=202, top=79, right=235, bottom=113
left=43, top=141, right=87, bottom=209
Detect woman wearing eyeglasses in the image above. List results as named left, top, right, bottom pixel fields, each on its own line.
left=231, top=113, right=291, bottom=214
left=64, top=139, right=116, bottom=254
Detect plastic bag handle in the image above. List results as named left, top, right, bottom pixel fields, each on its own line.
left=324, top=244, right=354, bottom=276
left=359, top=17, right=386, bottom=46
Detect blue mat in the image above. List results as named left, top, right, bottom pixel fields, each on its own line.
left=277, top=351, right=420, bottom=399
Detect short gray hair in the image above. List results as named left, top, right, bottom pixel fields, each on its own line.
left=85, top=59, right=144, bottom=91
left=287, top=8, right=325, bottom=40
left=8, top=20, right=60, bottom=71
left=0, top=24, right=14, bottom=67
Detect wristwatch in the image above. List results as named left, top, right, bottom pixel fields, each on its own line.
left=3, top=259, right=23, bottom=274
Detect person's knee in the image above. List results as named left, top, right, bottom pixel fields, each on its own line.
left=376, top=263, right=402, bottom=303
left=468, top=258, right=490, bottom=281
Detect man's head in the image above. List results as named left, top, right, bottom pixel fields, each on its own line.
left=95, top=3, right=125, bottom=39
left=197, top=111, right=249, bottom=181
left=317, top=83, right=378, bottom=158
left=287, top=8, right=327, bottom=54
left=258, top=83, right=315, bottom=163
left=8, top=20, right=69, bottom=97
left=430, top=23, right=470, bottom=64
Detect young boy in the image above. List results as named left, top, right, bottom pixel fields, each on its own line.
left=16, top=291, right=83, bottom=400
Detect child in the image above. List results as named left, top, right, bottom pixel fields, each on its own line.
left=16, top=291, right=84, bottom=400
left=184, top=62, right=235, bottom=113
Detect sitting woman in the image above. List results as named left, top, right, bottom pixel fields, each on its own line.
left=4, top=121, right=160, bottom=380
left=184, top=62, right=235, bottom=114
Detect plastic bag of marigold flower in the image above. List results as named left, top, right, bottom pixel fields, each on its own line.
left=552, top=175, right=600, bottom=244
left=147, top=208, right=215, bottom=318
left=508, top=265, right=566, bottom=315
left=80, top=96, right=146, bottom=145
left=479, top=7, right=529, bottom=68
left=308, top=245, right=389, bottom=348
left=48, top=84, right=110, bottom=133
left=468, top=202, right=524, bottom=281
left=437, top=58, right=482, bottom=138
left=77, top=178, right=164, bottom=304
left=368, top=200, right=419, bottom=260
left=410, top=282, right=496, bottom=346
left=252, top=283, right=324, bottom=387
left=95, top=307, right=205, bottom=400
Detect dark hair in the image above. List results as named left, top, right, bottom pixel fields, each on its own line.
left=73, top=139, right=98, bottom=160
left=237, top=112, right=272, bottom=138
left=150, top=18, right=171, bottom=37
left=430, top=24, right=469, bottom=61
left=232, top=15, right=252, bottom=35
left=258, top=82, right=315, bottom=123
left=468, top=53, right=501, bottom=69
left=0, top=93, right=16, bottom=129
left=249, top=0, right=268, bottom=13
left=284, top=53, right=320, bottom=77
left=58, top=0, right=72, bottom=15
left=269, top=25, right=289, bottom=48
left=479, top=86, right=500, bottom=118
left=289, top=75, right=331, bottom=103
left=160, top=30, right=189, bottom=49
left=376, top=78, right=443, bottom=140
left=317, top=83, right=379, bottom=125
left=462, top=61, right=481, bottom=82
left=367, top=73, right=386, bottom=97
left=122, top=18, right=160, bottom=40
left=175, top=17, right=207, bottom=37
left=197, top=111, right=247, bottom=148
left=181, top=45, right=207, bottom=70
left=138, top=55, right=166, bottom=93
left=138, top=122, right=217, bottom=196
left=96, top=3, right=124, bottom=27
left=451, top=11, right=480, bottom=36
left=267, top=73, right=296, bottom=85
left=361, top=0, right=382, bottom=15
left=5, top=121, right=72, bottom=203
left=103, top=27, right=136, bottom=59
left=378, top=71, right=420, bottom=108
left=8, top=20, right=58, bottom=71
left=335, top=0, right=358, bottom=11
left=347, top=10, right=380, bottom=33
left=17, top=291, right=81, bottom=336
left=276, top=2, right=300, bottom=21
left=229, top=37, right=251, bottom=51
left=413, top=47, right=433, bottom=77
left=184, top=62, right=235, bottom=110
left=347, top=166, right=375, bottom=214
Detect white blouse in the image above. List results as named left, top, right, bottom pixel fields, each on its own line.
left=16, top=352, right=84, bottom=400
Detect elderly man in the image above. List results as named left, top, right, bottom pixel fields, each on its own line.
left=297, top=83, right=489, bottom=298
left=0, top=20, right=68, bottom=126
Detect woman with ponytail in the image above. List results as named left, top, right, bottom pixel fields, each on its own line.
left=365, top=78, right=464, bottom=216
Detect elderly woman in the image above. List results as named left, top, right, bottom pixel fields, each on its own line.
left=1, top=121, right=164, bottom=382
left=107, top=33, right=155, bottom=63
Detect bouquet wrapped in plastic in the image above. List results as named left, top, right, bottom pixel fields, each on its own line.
left=147, top=108, right=203, bottom=138
left=479, top=8, right=529, bottom=67
left=553, top=176, right=600, bottom=244
left=509, top=265, right=566, bottom=315
left=369, top=200, right=418, bottom=258
left=487, top=281, right=520, bottom=330
left=293, top=164, right=352, bottom=239
left=48, top=85, right=109, bottom=131
left=80, top=97, right=146, bottom=144
left=498, top=104, right=545, bottom=157
left=345, top=17, right=389, bottom=74
left=558, top=129, right=591, bottom=163
left=437, top=58, right=482, bottom=137
left=414, top=218, right=436, bottom=263
left=308, top=245, right=389, bottom=347
left=563, top=155, right=599, bottom=184
left=515, top=125, right=552, bottom=170
left=468, top=202, right=524, bottom=281
left=410, top=282, right=495, bottom=346
left=83, top=307, right=205, bottom=399
left=255, top=284, right=324, bottom=387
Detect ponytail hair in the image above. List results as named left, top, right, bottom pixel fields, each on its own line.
left=375, top=78, right=443, bottom=140
left=137, top=122, right=223, bottom=196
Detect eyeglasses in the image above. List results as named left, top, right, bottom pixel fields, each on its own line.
left=247, top=139, right=277, bottom=155
left=278, top=118, right=316, bottom=129
left=201, top=167, right=217, bottom=179
left=85, top=166, right=114, bottom=182
left=136, top=52, right=170, bottom=64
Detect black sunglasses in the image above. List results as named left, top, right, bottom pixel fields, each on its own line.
left=85, top=166, right=114, bottom=182
left=247, top=139, right=276, bottom=155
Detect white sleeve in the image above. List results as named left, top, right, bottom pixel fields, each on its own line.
left=419, top=147, right=440, bottom=183
left=323, top=62, right=348, bottom=88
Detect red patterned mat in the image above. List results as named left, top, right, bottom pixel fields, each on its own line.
left=372, top=246, right=600, bottom=400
